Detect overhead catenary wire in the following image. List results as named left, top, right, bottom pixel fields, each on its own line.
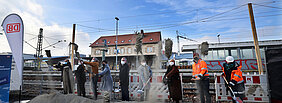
left=42, top=1, right=281, bottom=37
left=52, top=0, right=280, bottom=26
left=80, top=4, right=247, bottom=32
left=37, top=1, right=281, bottom=35
left=146, top=13, right=282, bottom=30
left=253, top=3, right=282, bottom=10
left=77, top=24, right=115, bottom=31
left=80, top=12, right=282, bottom=35
left=26, top=33, right=65, bottom=41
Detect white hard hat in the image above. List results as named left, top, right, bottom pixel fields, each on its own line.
left=226, top=56, right=234, bottom=62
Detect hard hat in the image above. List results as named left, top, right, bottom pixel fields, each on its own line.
left=226, top=56, right=234, bottom=62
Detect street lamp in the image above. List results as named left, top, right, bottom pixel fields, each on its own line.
left=115, top=17, right=119, bottom=71
left=217, top=34, right=220, bottom=43
left=114, top=17, right=119, bottom=101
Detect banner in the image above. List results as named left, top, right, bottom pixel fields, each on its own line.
left=1, top=14, right=24, bottom=84
left=0, top=55, right=13, bottom=103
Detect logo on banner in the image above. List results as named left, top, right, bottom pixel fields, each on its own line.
left=6, top=23, right=20, bottom=33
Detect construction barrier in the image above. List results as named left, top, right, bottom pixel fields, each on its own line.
left=74, top=73, right=170, bottom=101
left=73, top=70, right=216, bottom=102
left=215, top=73, right=269, bottom=102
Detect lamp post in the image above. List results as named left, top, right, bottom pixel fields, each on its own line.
left=115, top=17, right=119, bottom=71
left=114, top=17, right=119, bottom=101
left=217, top=34, right=220, bottom=43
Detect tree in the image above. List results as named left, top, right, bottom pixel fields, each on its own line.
left=165, top=38, right=173, bottom=59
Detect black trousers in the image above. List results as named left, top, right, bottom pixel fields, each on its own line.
left=77, top=82, right=86, bottom=97
left=229, top=83, right=245, bottom=102
left=196, top=78, right=211, bottom=103
left=92, top=75, right=98, bottom=100
left=121, top=83, right=129, bottom=101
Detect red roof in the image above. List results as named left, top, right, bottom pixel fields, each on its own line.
left=90, top=31, right=161, bottom=47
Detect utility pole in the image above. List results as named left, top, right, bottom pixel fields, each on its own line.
left=35, top=28, right=43, bottom=71
left=115, top=17, right=119, bottom=71
left=71, top=24, right=76, bottom=70
left=248, top=3, right=263, bottom=74
left=177, top=30, right=180, bottom=56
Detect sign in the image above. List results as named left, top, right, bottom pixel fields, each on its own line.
left=0, top=55, right=13, bottom=103
left=6, top=23, right=20, bottom=33
left=1, top=14, right=24, bottom=85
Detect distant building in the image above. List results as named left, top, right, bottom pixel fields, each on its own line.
left=89, top=31, right=162, bottom=69
left=161, top=52, right=193, bottom=69
left=181, top=39, right=282, bottom=70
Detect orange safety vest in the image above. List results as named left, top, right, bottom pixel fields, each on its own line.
left=223, top=65, right=244, bottom=84
left=192, top=59, right=209, bottom=78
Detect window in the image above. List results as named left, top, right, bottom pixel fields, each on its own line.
left=253, top=48, right=265, bottom=59
left=128, top=47, right=132, bottom=54
left=240, top=48, right=254, bottom=59
left=106, top=48, right=111, bottom=55
left=129, top=40, right=132, bottom=42
left=231, top=49, right=239, bottom=59
left=218, top=49, right=226, bottom=60
left=202, top=50, right=212, bottom=60
left=120, top=48, right=124, bottom=54
left=113, top=49, right=117, bottom=54
left=96, top=42, right=99, bottom=44
left=121, top=40, right=124, bottom=43
left=225, top=49, right=229, bottom=56
left=147, top=47, right=153, bottom=53
left=108, top=41, right=110, bottom=44
left=95, top=50, right=100, bottom=55
left=213, top=49, right=219, bottom=60
left=150, top=38, right=153, bottom=41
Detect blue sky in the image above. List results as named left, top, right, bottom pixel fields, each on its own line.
left=0, top=0, right=281, bottom=56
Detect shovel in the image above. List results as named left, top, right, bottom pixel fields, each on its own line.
left=222, top=76, right=243, bottom=103
left=137, top=78, right=151, bottom=94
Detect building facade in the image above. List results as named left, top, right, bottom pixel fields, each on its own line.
left=182, top=39, right=282, bottom=71
left=90, top=31, right=162, bottom=69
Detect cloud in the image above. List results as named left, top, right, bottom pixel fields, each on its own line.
left=0, top=0, right=91, bottom=56
left=130, top=5, right=146, bottom=11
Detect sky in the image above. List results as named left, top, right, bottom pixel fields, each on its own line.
left=0, top=0, right=281, bottom=56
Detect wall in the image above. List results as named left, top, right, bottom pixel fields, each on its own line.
left=205, top=59, right=266, bottom=70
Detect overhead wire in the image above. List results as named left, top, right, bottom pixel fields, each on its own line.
left=77, top=24, right=115, bottom=31
left=25, top=33, right=66, bottom=41
left=54, top=0, right=279, bottom=26
left=27, top=36, right=38, bottom=41
left=54, top=2, right=282, bottom=37
left=253, top=3, right=282, bottom=10
left=36, top=1, right=281, bottom=35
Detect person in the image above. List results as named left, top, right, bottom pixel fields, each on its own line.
left=137, top=60, right=152, bottom=101
left=97, top=60, right=113, bottom=102
left=54, top=62, right=63, bottom=82
left=55, top=59, right=73, bottom=94
left=222, top=56, right=245, bottom=102
left=75, top=60, right=86, bottom=97
left=83, top=58, right=99, bottom=100
left=164, top=59, right=182, bottom=103
left=119, top=57, right=130, bottom=101
left=192, top=53, right=211, bottom=103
